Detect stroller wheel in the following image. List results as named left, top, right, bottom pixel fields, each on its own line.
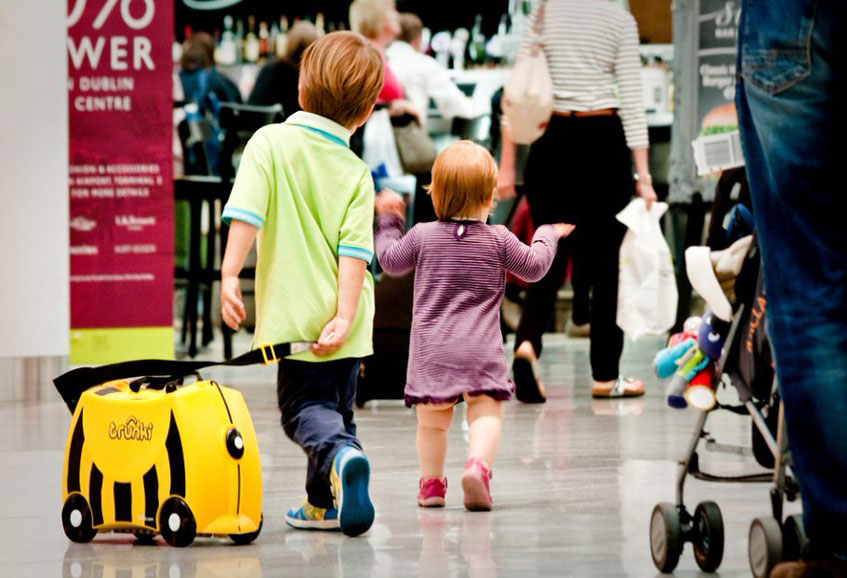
left=693, top=501, right=724, bottom=572
left=650, top=502, right=682, bottom=573
left=782, top=514, right=807, bottom=561
left=749, top=517, right=782, bottom=578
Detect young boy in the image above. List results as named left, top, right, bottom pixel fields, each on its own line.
left=219, top=32, right=384, bottom=537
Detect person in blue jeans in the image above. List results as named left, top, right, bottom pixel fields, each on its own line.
left=736, top=0, right=846, bottom=575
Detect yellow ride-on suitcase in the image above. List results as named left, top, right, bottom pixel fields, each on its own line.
left=54, top=342, right=309, bottom=547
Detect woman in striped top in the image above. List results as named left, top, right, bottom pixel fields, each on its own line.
left=376, top=141, right=573, bottom=510
left=498, top=0, right=657, bottom=402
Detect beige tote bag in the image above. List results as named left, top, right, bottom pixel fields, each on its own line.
left=502, top=1, right=554, bottom=145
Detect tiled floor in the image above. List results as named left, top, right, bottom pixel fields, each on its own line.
left=0, top=334, right=794, bottom=577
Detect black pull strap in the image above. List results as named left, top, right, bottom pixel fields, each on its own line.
left=129, top=376, right=162, bottom=393
left=128, top=374, right=200, bottom=393
left=54, top=342, right=311, bottom=413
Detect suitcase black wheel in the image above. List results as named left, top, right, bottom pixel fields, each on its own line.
left=230, top=514, right=263, bottom=545
left=749, top=517, right=782, bottom=578
left=159, top=497, right=196, bottom=547
left=692, top=501, right=724, bottom=572
left=650, top=502, right=682, bottom=573
left=133, top=532, right=157, bottom=545
left=782, top=514, right=807, bottom=562
left=62, top=493, right=97, bottom=543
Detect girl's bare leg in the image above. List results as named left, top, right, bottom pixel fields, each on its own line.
left=416, top=403, right=455, bottom=478
left=465, top=394, right=504, bottom=467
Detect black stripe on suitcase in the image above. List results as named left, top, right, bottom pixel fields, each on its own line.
left=90, top=464, right=104, bottom=526
left=67, top=411, right=85, bottom=493
left=166, top=412, right=186, bottom=497
left=114, top=482, right=132, bottom=522
left=143, top=466, right=158, bottom=528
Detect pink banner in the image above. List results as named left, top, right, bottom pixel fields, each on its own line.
left=67, top=0, right=174, bottom=329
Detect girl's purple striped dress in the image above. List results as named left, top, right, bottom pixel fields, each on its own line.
left=375, top=215, right=559, bottom=406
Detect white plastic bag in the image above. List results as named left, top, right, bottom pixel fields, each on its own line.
left=615, top=198, right=678, bottom=340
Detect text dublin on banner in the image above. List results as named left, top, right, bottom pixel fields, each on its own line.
left=67, top=0, right=174, bottom=363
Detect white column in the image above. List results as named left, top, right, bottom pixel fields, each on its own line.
left=0, top=0, right=70, bottom=400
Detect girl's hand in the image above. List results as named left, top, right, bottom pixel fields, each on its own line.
left=496, top=164, right=517, bottom=200
left=552, top=223, right=576, bottom=238
left=375, top=189, right=406, bottom=218
left=311, top=315, right=352, bottom=357
left=636, top=181, right=658, bottom=210
left=221, top=275, right=246, bottom=331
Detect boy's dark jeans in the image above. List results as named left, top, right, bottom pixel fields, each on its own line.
left=738, top=0, right=847, bottom=558
left=277, top=357, right=363, bottom=510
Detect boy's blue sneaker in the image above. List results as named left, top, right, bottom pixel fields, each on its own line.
left=285, top=501, right=340, bottom=531
left=330, top=446, right=374, bottom=537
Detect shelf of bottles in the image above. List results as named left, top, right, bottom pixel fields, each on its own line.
left=206, top=0, right=539, bottom=70
left=211, top=13, right=315, bottom=67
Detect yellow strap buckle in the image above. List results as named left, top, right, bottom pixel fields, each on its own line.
left=258, top=343, right=281, bottom=366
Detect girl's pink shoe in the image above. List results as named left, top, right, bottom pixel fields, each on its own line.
left=462, top=458, right=493, bottom=511
left=418, top=477, right=447, bottom=507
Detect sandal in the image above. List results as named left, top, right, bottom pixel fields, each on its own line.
left=591, top=376, right=645, bottom=399
left=512, top=356, right=547, bottom=404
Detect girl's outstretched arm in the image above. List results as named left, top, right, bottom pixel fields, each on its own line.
left=501, top=224, right=570, bottom=282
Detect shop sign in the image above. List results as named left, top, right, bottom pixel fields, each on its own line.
left=67, top=0, right=175, bottom=363
left=696, top=0, right=741, bottom=133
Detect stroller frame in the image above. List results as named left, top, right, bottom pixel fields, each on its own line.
left=650, top=303, right=808, bottom=576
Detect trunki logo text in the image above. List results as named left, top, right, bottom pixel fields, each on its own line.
left=109, top=417, right=154, bottom=441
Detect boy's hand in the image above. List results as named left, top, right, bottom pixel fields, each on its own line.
left=311, top=315, right=352, bottom=357
left=221, top=275, right=246, bottom=331
left=552, top=223, right=576, bottom=238
left=375, top=189, right=406, bottom=218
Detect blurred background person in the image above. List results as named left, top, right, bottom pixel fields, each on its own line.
left=179, top=31, right=242, bottom=112
left=498, top=0, right=656, bottom=403
left=350, top=0, right=422, bottom=123
left=178, top=31, right=242, bottom=175
left=387, top=11, right=479, bottom=223
left=248, top=21, right=319, bottom=117
left=386, top=13, right=476, bottom=127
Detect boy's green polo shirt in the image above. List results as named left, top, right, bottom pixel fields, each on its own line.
left=222, top=111, right=374, bottom=362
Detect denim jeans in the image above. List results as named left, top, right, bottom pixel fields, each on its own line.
left=277, top=358, right=363, bottom=510
left=737, top=0, right=847, bottom=557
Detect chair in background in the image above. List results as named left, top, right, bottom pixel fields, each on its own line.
left=174, top=176, right=227, bottom=358
left=175, top=101, right=216, bottom=357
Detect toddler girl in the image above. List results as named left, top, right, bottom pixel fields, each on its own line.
left=375, top=140, right=573, bottom=510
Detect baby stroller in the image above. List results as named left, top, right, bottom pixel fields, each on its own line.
left=648, top=203, right=808, bottom=576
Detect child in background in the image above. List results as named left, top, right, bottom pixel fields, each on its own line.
left=220, top=32, right=384, bottom=537
left=375, top=141, right=574, bottom=510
